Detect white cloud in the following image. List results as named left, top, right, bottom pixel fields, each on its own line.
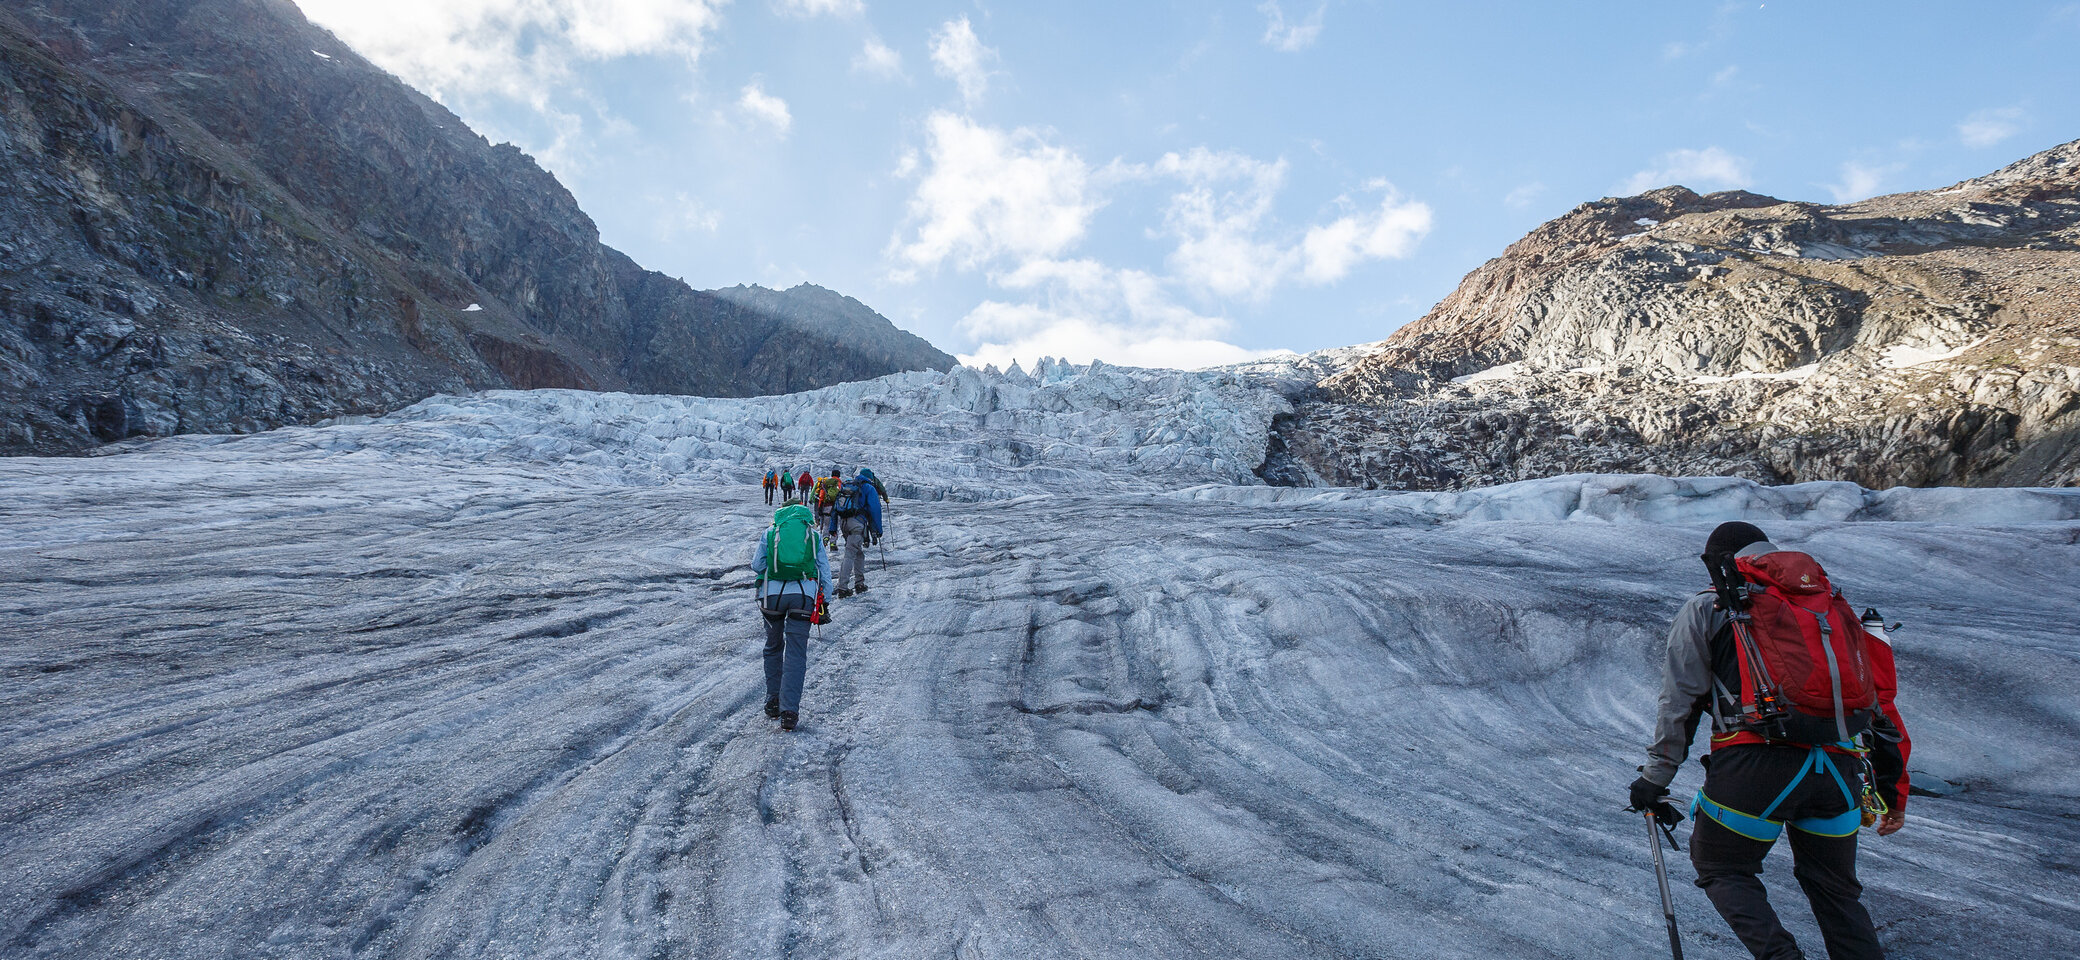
left=930, top=16, right=997, bottom=106
left=1958, top=106, right=2026, bottom=148
left=1620, top=146, right=1752, bottom=195
left=294, top=0, right=724, bottom=105
left=654, top=192, right=722, bottom=240
left=1503, top=182, right=1546, bottom=209
left=889, top=117, right=1426, bottom=369
left=1258, top=1, right=1326, bottom=52
left=1150, top=153, right=1429, bottom=299
left=955, top=269, right=1285, bottom=371
left=1824, top=161, right=1896, bottom=203
left=737, top=82, right=792, bottom=134
left=1301, top=184, right=1433, bottom=283
left=889, top=111, right=1097, bottom=274
left=774, top=0, right=862, bottom=17
left=853, top=35, right=903, bottom=78
left=1156, top=149, right=1296, bottom=300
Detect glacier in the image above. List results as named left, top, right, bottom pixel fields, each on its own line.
left=4, top=363, right=2078, bottom=959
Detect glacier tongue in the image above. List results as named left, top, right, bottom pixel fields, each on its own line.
left=172, top=362, right=1295, bottom=500
left=6, top=375, right=2080, bottom=958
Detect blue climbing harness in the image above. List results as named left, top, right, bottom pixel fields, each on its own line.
left=1692, top=745, right=1864, bottom=842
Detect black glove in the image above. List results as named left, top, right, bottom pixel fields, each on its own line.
left=1629, top=776, right=1669, bottom=814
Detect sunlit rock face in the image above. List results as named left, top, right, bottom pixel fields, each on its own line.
left=1292, top=140, right=2080, bottom=490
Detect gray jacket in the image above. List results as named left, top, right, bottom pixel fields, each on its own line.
left=1642, top=541, right=1779, bottom=787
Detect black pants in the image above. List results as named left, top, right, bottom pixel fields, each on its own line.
left=1691, top=744, right=1884, bottom=960
left=764, top=486, right=774, bottom=505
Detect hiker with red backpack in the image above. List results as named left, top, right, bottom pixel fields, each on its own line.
left=752, top=503, right=832, bottom=731
left=1630, top=521, right=1910, bottom=960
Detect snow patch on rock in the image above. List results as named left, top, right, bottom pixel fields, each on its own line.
left=1451, top=361, right=1524, bottom=385
left=1882, top=337, right=1985, bottom=369
left=1690, top=362, right=1820, bottom=385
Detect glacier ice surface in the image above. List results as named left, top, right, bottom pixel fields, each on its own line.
left=4, top=364, right=2077, bottom=958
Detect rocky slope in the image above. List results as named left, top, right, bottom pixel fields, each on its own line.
left=1274, top=139, right=2080, bottom=490
left=0, top=0, right=953, bottom=455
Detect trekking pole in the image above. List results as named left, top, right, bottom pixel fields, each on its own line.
left=1644, top=808, right=1685, bottom=960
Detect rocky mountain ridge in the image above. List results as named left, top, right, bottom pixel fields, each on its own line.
left=0, top=0, right=952, bottom=455
left=1269, top=138, right=2080, bottom=490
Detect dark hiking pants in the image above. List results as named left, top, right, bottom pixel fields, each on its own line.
left=1691, top=744, right=1885, bottom=960
left=761, top=592, right=813, bottom=713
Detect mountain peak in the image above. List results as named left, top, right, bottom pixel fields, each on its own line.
left=1290, top=138, right=2080, bottom=490
left=0, top=0, right=954, bottom=453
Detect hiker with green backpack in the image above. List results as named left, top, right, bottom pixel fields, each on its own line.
left=752, top=503, right=832, bottom=731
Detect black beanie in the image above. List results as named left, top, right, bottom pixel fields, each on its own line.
left=1705, top=520, right=1769, bottom=556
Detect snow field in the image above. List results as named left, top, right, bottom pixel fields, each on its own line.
left=4, top=375, right=2079, bottom=958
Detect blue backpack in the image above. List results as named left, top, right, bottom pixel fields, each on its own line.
left=834, top=479, right=867, bottom=518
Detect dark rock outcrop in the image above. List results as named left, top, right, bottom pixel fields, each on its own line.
left=1281, top=139, right=2080, bottom=490
left=0, top=0, right=953, bottom=455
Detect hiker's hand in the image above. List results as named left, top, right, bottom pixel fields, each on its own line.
left=1876, top=809, right=1905, bottom=836
left=1629, top=776, right=1667, bottom=813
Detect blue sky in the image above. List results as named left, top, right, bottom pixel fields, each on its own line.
left=295, top=1, right=2080, bottom=369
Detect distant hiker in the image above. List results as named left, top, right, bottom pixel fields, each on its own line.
left=1631, top=521, right=1910, bottom=960
left=753, top=503, right=832, bottom=732
left=813, top=468, right=842, bottom=527
left=779, top=469, right=795, bottom=504
left=825, top=468, right=884, bottom=598
left=762, top=468, right=778, bottom=506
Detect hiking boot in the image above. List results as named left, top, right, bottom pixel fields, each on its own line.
left=764, top=699, right=780, bottom=719
left=779, top=711, right=798, bottom=732
left=853, top=583, right=870, bottom=595
left=835, top=588, right=854, bottom=599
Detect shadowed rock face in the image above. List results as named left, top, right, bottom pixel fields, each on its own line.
left=1286, top=140, right=2080, bottom=490
left=0, top=0, right=954, bottom=455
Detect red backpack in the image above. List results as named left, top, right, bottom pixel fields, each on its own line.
left=1712, top=551, right=1879, bottom=745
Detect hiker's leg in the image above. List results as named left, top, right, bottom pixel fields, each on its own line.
left=762, top=603, right=785, bottom=704
left=848, top=533, right=868, bottom=588
left=842, top=519, right=868, bottom=588
left=1788, top=828, right=1883, bottom=960
left=1692, top=815, right=1802, bottom=959
left=780, top=597, right=811, bottom=713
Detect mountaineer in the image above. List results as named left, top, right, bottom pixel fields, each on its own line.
left=1631, top=521, right=1910, bottom=960
left=824, top=468, right=884, bottom=599
left=752, top=502, right=831, bottom=731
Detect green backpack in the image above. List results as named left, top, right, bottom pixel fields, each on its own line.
left=763, top=505, right=818, bottom=582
